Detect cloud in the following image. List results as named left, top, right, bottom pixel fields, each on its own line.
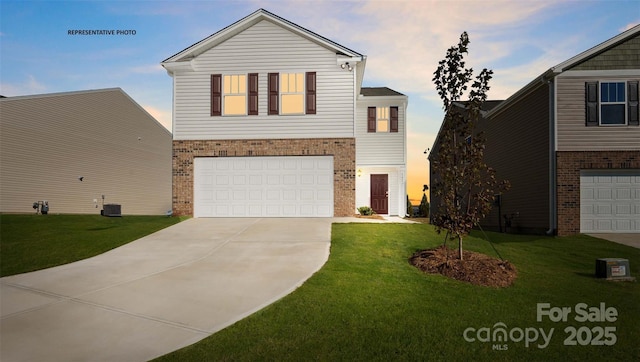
left=128, top=64, right=165, bottom=74
left=621, top=21, right=640, bottom=32
left=142, top=104, right=172, bottom=132
left=0, top=75, right=47, bottom=96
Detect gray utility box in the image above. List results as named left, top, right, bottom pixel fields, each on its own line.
left=595, top=258, right=633, bottom=281
left=102, top=204, right=122, bottom=217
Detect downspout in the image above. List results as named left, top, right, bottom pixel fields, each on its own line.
left=546, top=78, right=557, bottom=236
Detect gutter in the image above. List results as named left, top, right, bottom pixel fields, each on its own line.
left=546, top=78, right=557, bottom=236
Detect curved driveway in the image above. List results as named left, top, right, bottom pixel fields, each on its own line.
left=0, top=218, right=332, bottom=361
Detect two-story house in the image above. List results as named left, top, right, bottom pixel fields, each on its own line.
left=430, top=25, right=639, bottom=236
left=161, top=9, right=407, bottom=218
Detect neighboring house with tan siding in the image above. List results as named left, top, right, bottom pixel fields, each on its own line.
left=162, top=9, right=408, bottom=218
left=0, top=88, right=172, bottom=215
left=430, top=25, right=639, bottom=236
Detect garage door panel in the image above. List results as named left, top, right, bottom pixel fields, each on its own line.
left=580, top=170, right=640, bottom=233
left=194, top=156, right=334, bottom=217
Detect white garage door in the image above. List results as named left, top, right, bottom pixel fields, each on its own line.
left=194, top=156, right=333, bottom=217
left=580, top=170, right=640, bottom=233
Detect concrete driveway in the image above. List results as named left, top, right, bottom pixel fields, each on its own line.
left=587, top=233, right=640, bottom=249
left=0, top=218, right=332, bottom=362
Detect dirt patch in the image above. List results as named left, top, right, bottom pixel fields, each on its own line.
left=409, top=245, right=517, bottom=288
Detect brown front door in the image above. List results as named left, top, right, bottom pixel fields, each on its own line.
left=370, top=174, right=388, bottom=214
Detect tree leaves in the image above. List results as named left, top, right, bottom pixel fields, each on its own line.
left=431, top=32, right=509, bottom=261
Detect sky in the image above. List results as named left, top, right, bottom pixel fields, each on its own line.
left=1, top=0, right=638, bottom=204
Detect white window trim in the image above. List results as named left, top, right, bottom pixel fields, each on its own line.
left=280, top=72, right=306, bottom=115
left=598, top=80, right=627, bottom=126
left=223, top=74, right=247, bottom=116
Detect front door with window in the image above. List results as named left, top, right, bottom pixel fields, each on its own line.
left=370, top=174, right=388, bottom=214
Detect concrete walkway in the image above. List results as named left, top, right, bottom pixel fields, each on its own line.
left=587, top=233, right=640, bottom=249
left=0, top=218, right=332, bottom=362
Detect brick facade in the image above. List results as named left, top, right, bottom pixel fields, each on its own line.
left=556, top=150, right=640, bottom=236
left=173, top=138, right=356, bottom=217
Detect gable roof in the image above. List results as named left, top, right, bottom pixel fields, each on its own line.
left=487, top=24, right=640, bottom=118
left=360, top=87, right=405, bottom=97
left=162, top=8, right=363, bottom=64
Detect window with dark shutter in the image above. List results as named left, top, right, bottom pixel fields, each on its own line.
left=211, top=74, right=222, bottom=116
left=585, top=81, right=598, bottom=126
left=367, top=107, right=376, bottom=132
left=390, top=106, right=399, bottom=132
left=248, top=73, right=258, bottom=115
left=306, top=72, right=316, bottom=114
left=628, top=81, right=639, bottom=126
left=268, top=73, right=279, bottom=115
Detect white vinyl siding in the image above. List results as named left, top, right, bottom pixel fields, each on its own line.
left=355, top=166, right=406, bottom=216
left=356, top=96, right=407, bottom=165
left=0, top=89, right=172, bottom=215
left=172, top=20, right=355, bottom=140
left=556, top=72, right=640, bottom=151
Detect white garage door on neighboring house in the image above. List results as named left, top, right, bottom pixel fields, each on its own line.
left=580, top=170, right=640, bottom=233
left=194, top=156, right=334, bottom=217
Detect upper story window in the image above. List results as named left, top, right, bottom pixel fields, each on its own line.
left=600, top=82, right=626, bottom=125
left=281, top=73, right=304, bottom=114
left=211, top=73, right=258, bottom=116
left=268, top=72, right=316, bottom=115
left=223, top=74, right=247, bottom=115
left=586, top=80, right=639, bottom=127
left=367, top=106, right=399, bottom=133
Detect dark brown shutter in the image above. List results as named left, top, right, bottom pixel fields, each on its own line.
left=268, top=73, right=279, bottom=115
left=248, top=73, right=258, bottom=115
left=211, top=74, right=222, bottom=116
left=585, top=81, right=598, bottom=126
left=390, top=106, right=399, bottom=132
left=306, top=72, right=316, bottom=114
left=367, top=107, right=376, bottom=132
left=628, top=81, right=639, bottom=126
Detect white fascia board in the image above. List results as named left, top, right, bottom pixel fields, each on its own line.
left=161, top=61, right=194, bottom=76
left=557, top=69, right=640, bottom=78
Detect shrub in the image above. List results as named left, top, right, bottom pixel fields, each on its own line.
left=407, top=195, right=413, bottom=217
left=357, top=206, right=375, bottom=216
left=419, top=194, right=429, bottom=217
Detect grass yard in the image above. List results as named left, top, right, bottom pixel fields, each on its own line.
left=0, top=214, right=184, bottom=277
left=157, top=223, right=640, bottom=361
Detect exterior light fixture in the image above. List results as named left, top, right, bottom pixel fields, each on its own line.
left=357, top=168, right=362, bottom=177
left=341, top=62, right=353, bottom=71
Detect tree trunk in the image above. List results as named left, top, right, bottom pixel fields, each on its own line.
left=458, top=234, right=463, bottom=261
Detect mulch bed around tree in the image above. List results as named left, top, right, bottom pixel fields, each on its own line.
left=409, top=245, right=517, bottom=288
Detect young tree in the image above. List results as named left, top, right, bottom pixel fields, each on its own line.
left=431, top=31, right=509, bottom=260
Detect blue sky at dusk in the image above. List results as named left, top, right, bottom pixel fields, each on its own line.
left=1, top=0, right=638, bottom=202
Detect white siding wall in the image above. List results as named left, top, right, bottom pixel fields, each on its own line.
left=0, top=89, right=173, bottom=215
left=355, top=96, right=407, bottom=165
left=172, top=20, right=356, bottom=140
left=556, top=71, right=640, bottom=151
left=355, top=167, right=406, bottom=216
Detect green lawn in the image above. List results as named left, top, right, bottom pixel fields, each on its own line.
left=156, top=223, right=640, bottom=361
left=0, top=214, right=184, bottom=277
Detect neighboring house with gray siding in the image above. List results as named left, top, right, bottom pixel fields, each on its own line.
left=162, top=9, right=408, bottom=218
left=0, top=88, right=172, bottom=215
left=430, top=25, right=639, bottom=236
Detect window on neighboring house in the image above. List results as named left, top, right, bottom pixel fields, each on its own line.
left=211, top=73, right=258, bottom=116
left=367, top=106, right=399, bottom=133
left=586, top=80, right=639, bottom=126
left=268, top=72, right=316, bottom=115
